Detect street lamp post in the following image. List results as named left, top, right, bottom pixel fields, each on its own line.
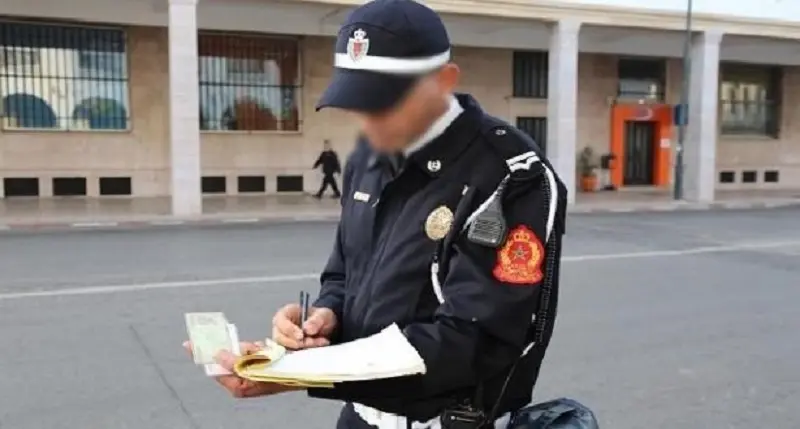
left=673, top=0, right=694, bottom=200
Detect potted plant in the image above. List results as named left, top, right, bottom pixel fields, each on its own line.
left=577, top=147, right=599, bottom=192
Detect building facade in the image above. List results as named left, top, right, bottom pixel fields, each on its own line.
left=0, top=0, right=798, bottom=214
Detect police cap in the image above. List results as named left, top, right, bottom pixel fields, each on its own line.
left=316, top=0, right=452, bottom=113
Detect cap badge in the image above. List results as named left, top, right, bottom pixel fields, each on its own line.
left=427, top=160, right=442, bottom=172
left=347, top=28, right=370, bottom=62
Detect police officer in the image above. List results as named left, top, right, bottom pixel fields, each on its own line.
left=203, top=0, right=568, bottom=428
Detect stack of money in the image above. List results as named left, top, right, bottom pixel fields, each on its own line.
left=185, top=312, right=241, bottom=376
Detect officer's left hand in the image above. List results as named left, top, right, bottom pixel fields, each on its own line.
left=302, top=307, right=337, bottom=343
left=182, top=341, right=301, bottom=398
left=272, top=304, right=337, bottom=350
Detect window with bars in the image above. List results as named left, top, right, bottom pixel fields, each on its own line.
left=198, top=33, right=301, bottom=132
left=515, top=117, right=547, bottom=155
left=0, top=21, right=129, bottom=130
left=1, top=47, right=39, bottom=68
left=719, top=63, right=782, bottom=137
left=617, top=57, right=666, bottom=101
left=512, top=51, right=548, bottom=98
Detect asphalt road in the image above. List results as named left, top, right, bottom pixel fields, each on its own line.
left=1, top=208, right=799, bottom=429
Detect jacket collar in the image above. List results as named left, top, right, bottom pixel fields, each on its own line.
left=405, top=95, right=463, bottom=156
left=406, top=93, right=482, bottom=178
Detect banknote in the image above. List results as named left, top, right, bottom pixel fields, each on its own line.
left=204, top=323, right=241, bottom=376
left=185, top=312, right=234, bottom=365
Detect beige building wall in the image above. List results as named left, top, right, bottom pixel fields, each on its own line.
left=577, top=54, right=617, bottom=157
left=0, top=26, right=171, bottom=197
left=1, top=26, right=799, bottom=197
left=715, top=67, right=800, bottom=189
left=664, top=58, right=800, bottom=190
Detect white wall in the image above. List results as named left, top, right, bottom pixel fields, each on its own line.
left=554, top=0, right=799, bottom=22
left=1, top=0, right=799, bottom=65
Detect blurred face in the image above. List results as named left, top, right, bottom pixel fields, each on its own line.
left=351, top=63, right=460, bottom=153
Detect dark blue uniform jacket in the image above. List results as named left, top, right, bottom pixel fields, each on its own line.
left=308, top=94, right=568, bottom=423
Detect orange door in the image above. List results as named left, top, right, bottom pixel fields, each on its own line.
left=609, top=104, right=673, bottom=188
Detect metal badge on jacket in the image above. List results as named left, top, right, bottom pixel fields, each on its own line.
left=425, top=206, right=454, bottom=241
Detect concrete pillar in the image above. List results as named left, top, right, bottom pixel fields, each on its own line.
left=546, top=19, right=581, bottom=205
left=168, top=0, right=202, bottom=216
left=684, top=30, right=723, bottom=203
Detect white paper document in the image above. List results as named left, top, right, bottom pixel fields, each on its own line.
left=239, top=324, right=427, bottom=383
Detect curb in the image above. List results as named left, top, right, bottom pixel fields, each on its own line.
left=0, top=200, right=798, bottom=233
left=570, top=199, right=800, bottom=214
left=0, top=213, right=342, bottom=233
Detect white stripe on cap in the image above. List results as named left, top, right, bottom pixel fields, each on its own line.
left=334, top=50, right=451, bottom=75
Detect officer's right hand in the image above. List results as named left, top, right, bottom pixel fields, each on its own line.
left=272, top=304, right=338, bottom=350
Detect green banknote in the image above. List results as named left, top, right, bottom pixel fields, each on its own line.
left=185, top=312, right=234, bottom=365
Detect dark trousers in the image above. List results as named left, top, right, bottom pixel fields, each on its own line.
left=316, top=174, right=341, bottom=197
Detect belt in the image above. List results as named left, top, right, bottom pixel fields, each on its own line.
left=352, top=403, right=514, bottom=429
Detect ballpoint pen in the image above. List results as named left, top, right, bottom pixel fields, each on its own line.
left=299, top=290, right=310, bottom=338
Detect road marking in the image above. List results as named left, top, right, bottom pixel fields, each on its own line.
left=0, top=274, right=318, bottom=301
left=0, top=239, right=798, bottom=301
left=563, top=240, right=800, bottom=262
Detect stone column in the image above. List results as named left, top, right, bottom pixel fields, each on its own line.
left=168, top=0, right=202, bottom=216
left=684, top=30, right=723, bottom=203
left=546, top=19, right=581, bottom=205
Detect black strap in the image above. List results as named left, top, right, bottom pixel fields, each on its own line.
left=483, top=234, right=560, bottom=424
left=482, top=182, right=563, bottom=424
left=432, top=142, right=563, bottom=422
left=471, top=123, right=565, bottom=424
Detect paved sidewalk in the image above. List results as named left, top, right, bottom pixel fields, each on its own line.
left=1, top=189, right=799, bottom=231
left=0, top=195, right=342, bottom=230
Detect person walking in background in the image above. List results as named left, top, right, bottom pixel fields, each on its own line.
left=312, top=140, right=342, bottom=198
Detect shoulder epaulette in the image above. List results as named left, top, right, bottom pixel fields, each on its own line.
left=479, top=116, right=547, bottom=179
left=474, top=114, right=567, bottom=241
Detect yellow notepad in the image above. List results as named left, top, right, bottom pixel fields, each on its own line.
left=234, top=324, right=426, bottom=388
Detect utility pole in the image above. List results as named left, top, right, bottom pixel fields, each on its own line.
left=674, top=0, right=693, bottom=200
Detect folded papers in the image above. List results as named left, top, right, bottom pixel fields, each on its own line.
left=234, top=324, right=426, bottom=388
